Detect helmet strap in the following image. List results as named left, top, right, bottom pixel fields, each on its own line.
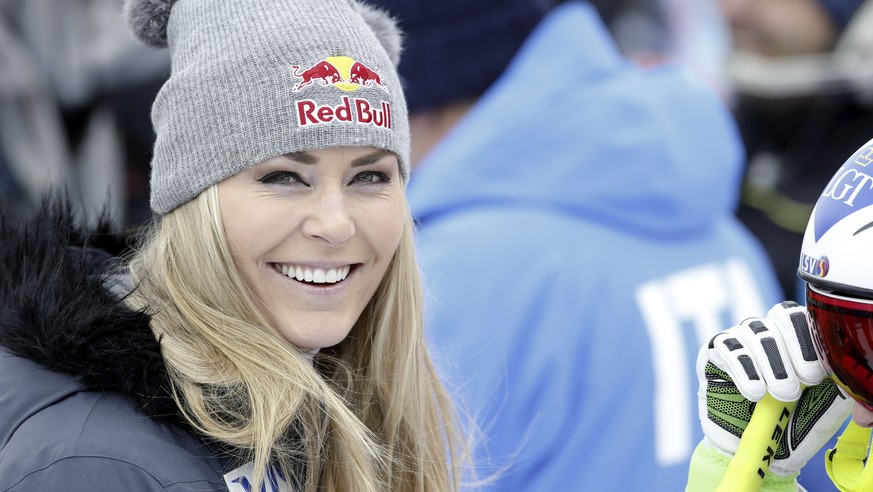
left=825, top=420, right=873, bottom=491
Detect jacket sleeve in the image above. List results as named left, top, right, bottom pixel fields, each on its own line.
left=3, top=456, right=216, bottom=491
left=686, top=440, right=802, bottom=492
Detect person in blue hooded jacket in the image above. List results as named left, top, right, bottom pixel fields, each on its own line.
left=364, top=0, right=802, bottom=490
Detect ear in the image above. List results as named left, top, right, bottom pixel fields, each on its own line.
left=124, top=0, right=178, bottom=48
left=354, top=1, right=404, bottom=66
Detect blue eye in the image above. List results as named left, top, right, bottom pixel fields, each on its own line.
left=258, top=171, right=308, bottom=186
left=353, top=171, right=389, bottom=185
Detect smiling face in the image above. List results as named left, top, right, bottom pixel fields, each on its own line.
left=217, top=146, right=406, bottom=349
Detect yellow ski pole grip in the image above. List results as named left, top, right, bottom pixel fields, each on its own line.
left=716, top=393, right=799, bottom=492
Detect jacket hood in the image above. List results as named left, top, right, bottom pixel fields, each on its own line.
left=408, top=2, right=744, bottom=235
left=0, top=198, right=181, bottom=434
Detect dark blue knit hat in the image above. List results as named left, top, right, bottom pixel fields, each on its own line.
left=365, top=0, right=555, bottom=112
left=817, top=0, right=865, bottom=28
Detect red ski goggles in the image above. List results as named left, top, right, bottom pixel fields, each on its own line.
left=807, top=283, right=873, bottom=410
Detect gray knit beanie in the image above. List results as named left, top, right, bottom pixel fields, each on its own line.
left=124, top=0, right=409, bottom=215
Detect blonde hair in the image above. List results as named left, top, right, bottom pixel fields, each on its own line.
left=123, top=186, right=467, bottom=491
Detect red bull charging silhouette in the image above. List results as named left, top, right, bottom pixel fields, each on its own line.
left=291, top=61, right=343, bottom=92
left=292, top=57, right=388, bottom=93
left=348, top=61, right=385, bottom=90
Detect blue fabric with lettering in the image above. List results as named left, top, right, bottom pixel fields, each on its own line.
left=407, top=2, right=800, bottom=490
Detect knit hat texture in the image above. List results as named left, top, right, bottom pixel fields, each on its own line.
left=816, top=0, right=865, bottom=28
left=365, top=0, right=553, bottom=113
left=124, top=0, right=409, bottom=215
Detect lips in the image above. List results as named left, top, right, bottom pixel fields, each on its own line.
left=271, top=262, right=352, bottom=284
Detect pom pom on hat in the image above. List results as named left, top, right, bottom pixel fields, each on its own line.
left=123, top=0, right=405, bottom=60
left=124, top=0, right=178, bottom=48
left=354, top=2, right=404, bottom=66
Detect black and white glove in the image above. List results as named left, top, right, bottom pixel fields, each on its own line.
left=698, top=301, right=852, bottom=477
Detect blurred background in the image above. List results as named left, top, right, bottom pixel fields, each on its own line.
left=0, top=0, right=168, bottom=226
left=2, top=0, right=871, bottom=489
left=597, top=0, right=873, bottom=298
left=4, top=1, right=871, bottom=284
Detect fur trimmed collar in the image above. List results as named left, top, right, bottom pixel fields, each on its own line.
left=0, top=198, right=182, bottom=425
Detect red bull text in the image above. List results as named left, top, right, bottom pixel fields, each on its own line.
left=297, top=96, right=391, bottom=128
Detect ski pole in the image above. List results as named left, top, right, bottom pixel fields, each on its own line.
left=716, top=393, right=798, bottom=492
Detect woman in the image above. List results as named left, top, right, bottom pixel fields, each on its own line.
left=0, top=0, right=467, bottom=490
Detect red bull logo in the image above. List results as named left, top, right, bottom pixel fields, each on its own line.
left=291, top=56, right=391, bottom=129
left=291, top=56, right=388, bottom=93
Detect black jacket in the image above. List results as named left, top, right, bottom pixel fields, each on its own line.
left=0, top=200, right=228, bottom=490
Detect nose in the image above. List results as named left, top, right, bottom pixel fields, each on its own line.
left=300, top=188, right=355, bottom=246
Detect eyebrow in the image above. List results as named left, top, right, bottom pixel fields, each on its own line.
left=283, top=151, right=318, bottom=164
left=283, top=149, right=393, bottom=167
left=351, top=149, right=393, bottom=167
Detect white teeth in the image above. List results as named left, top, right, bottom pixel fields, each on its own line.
left=275, top=264, right=351, bottom=284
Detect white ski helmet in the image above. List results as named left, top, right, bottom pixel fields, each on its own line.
left=799, top=136, right=873, bottom=296
left=801, top=136, right=873, bottom=406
